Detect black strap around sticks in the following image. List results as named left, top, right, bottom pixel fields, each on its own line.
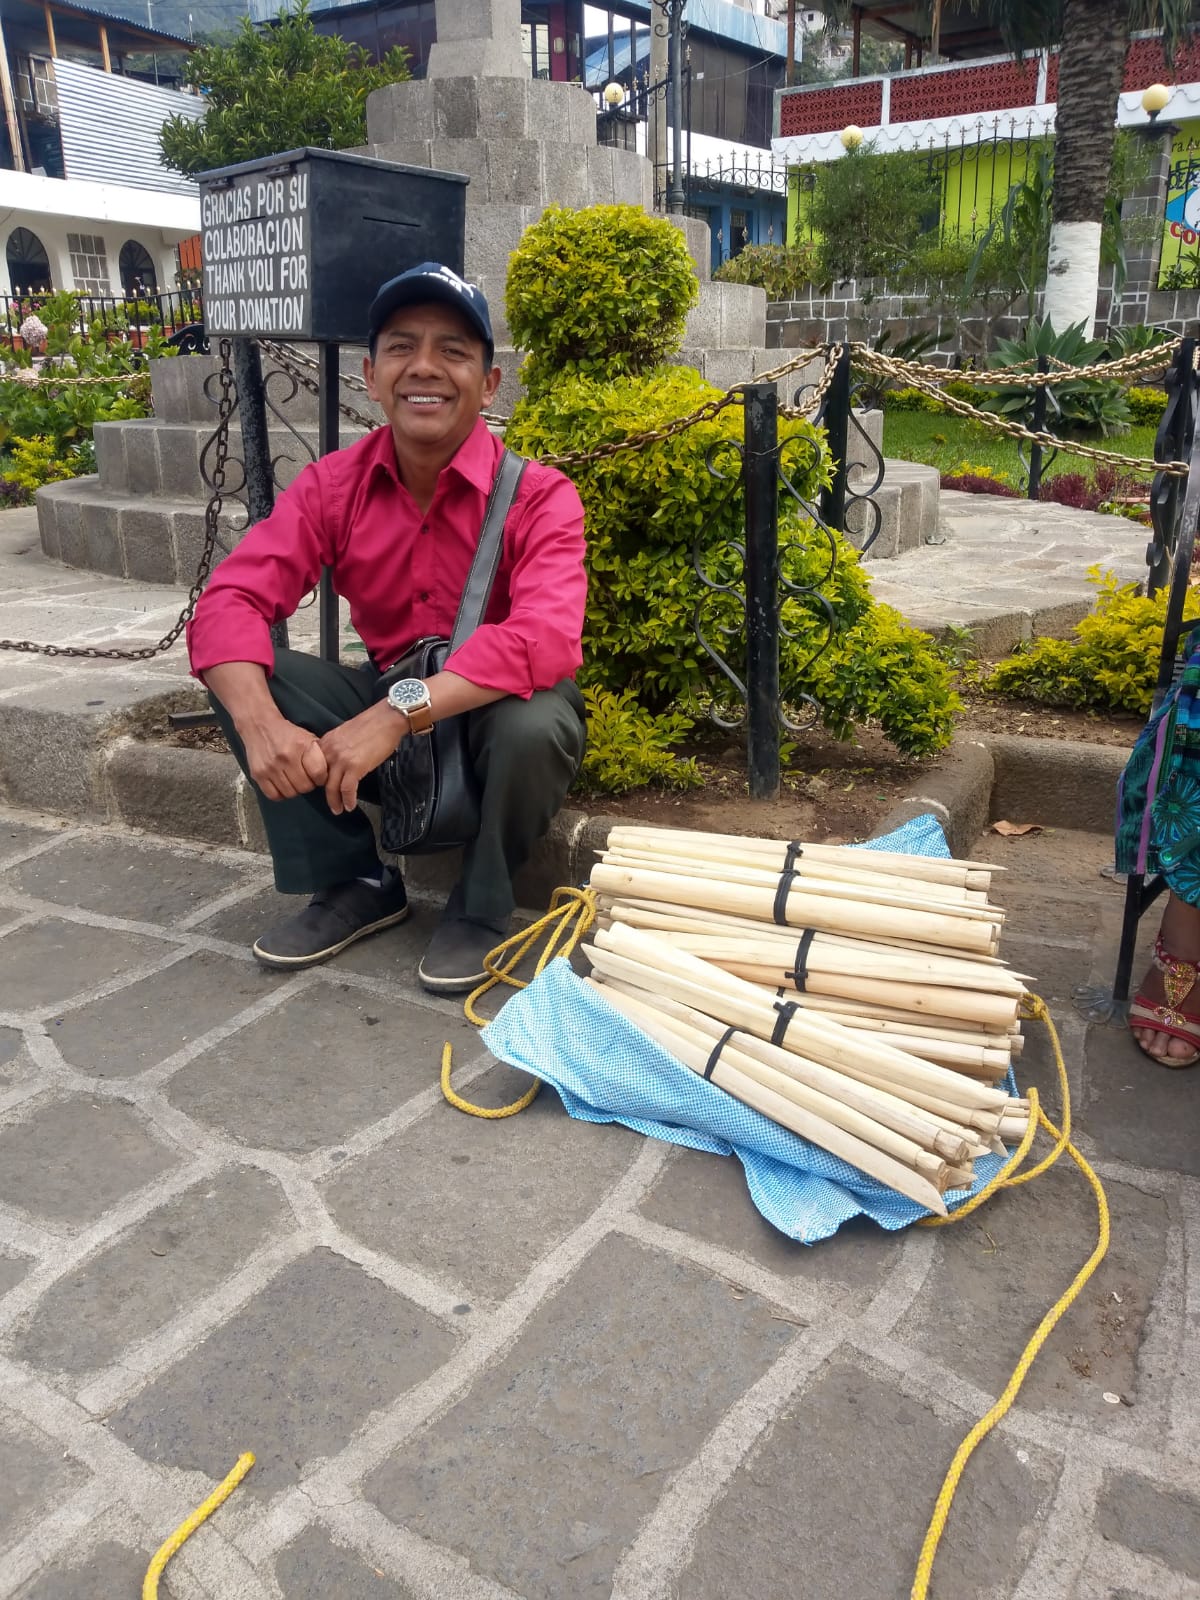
left=792, top=927, right=817, bottom=993
left=703, top=1025, right=739, bottom=1081
left=772, top=840, right=805, bottom=925
left=771, top=999, right=799, bottom=1047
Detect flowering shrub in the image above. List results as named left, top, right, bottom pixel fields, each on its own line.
left=17, top=314, right=48, bottom=352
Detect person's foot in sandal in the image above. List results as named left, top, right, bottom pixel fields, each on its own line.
left=1130, top=893, right=1200, bottom=1066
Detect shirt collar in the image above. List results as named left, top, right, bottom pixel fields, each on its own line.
left=445, top=416, right=502, bottom=494
left=368, top=415, right=499, bottom=495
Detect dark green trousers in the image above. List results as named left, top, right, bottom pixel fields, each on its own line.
left=209, top=648, right=587, bottom=927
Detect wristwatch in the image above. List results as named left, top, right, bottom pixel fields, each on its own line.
left=385, top=677, right=435, bottom=735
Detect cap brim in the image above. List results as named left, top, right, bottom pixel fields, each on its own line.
left=368, top=279, right=492, bottom=355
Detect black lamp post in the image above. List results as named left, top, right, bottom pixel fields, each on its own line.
left=655, top=0, right=688, bottom=213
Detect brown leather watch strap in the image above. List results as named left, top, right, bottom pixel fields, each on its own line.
left=405, top=701, right=435, bottom=736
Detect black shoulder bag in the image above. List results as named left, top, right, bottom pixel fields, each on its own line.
left=374, top=448, right=527, bottom=855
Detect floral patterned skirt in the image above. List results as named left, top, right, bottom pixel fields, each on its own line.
left=1116, top=635, right=1200, bottom=905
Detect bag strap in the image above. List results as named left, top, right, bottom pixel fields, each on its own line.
left=448, top=447, right=527, bottom=654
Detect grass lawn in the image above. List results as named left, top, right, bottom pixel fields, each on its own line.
left=880, top=409, right=1160, bottom=490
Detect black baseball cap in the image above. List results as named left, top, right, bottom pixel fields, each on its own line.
left=366, top=263, right=494, bottom=363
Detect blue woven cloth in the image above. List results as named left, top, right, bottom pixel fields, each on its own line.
left=482, top=815, right=1008, bottom=1244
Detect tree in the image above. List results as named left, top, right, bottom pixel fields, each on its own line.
left=159, top=0, right=410, bottom=177
left=821, top=1, right=1195, bottom=334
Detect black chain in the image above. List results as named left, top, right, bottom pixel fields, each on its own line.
left=0, top=339, right=237, bottom=660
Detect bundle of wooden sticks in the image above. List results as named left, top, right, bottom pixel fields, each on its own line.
left=582, top=824, right=1031, bottom=1218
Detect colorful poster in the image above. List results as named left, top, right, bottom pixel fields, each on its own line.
left=1158, top=119, right=1200, bottom=288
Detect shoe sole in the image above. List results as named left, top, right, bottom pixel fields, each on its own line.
left=416, top=963, right=490, bottom=995
left=252, top=904, right=411, bottom=970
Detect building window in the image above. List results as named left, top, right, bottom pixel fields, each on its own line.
left=521, top=20, right=551, bottom=78
left=119, top=240, right=158, bottom=297
left=67, top=232, right=110, bottom=294
left=6, top=227, right=52, bottom=294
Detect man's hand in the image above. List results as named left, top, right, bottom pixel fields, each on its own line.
left=242, top=718, right=330, bottom=801
left=318, top=702, right=406, bottom=815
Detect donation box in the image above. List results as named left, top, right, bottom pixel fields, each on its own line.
left=198, top=147, right=468, bottom=345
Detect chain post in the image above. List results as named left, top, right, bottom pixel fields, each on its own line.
left=1148, top=336, right=1198, bottom=598
left=232, top=337, right=289, bottom=651
left=743, top=383, right=780, bottom=802
left=818, top=345, right=852, bottom=533
left=317, top=344, right=341, bottom=663
left=1027, top=353, right=1048, bottom=500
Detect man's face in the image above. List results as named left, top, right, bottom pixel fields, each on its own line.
left=364, top=302, right=501, bottom=458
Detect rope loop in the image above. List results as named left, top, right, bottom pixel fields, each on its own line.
left=440, top=886, right=598, bottom=1118
left=910, top=991, right=1110, bottom=1599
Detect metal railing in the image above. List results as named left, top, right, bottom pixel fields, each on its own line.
left=2, top=287, right=205, bottom=345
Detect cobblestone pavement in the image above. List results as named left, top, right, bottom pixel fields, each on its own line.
left=0, top=807, right=1197, bottom=1599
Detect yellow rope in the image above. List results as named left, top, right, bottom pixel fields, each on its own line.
left=910, top=994, right=1110, bottom=1600
left=142, top=1452, right=255, bottom=1598
left=440, top=912, right=1109, bottom=1599
left=440, top=887, right=598, bottom=1119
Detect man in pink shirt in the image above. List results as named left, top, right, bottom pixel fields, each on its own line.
left=188, top=263, right=587, bottom=991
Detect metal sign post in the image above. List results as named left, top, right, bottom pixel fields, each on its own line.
left=197, top=146, right=469, bottom=660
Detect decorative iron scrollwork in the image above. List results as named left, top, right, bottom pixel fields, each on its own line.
left=198, top=351, right=319, bottom=555
left=692, top=418, right=839, bottom=740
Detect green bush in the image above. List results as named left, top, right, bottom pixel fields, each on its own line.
left=713, top=243, right=820, bottom=300
left=985, top=567, right=1200, bottom=716
left=881, top=379, right=984, bottom=414
left=942, top=378, right=986, bottom=406
left=506, top=205, right=698, bottom=395
left=507, top=364, right=959, bottom=758
left=803, top=145, right=940, bottom=283
left=578, top=687, right=701, bottom=793
left=882, top=386, right=944, bottom=413
left=1126, top=385, right=1168, bottom=426
left=0, top=435, right=89, bottom=502
left=0, top=295, right=168, bottom=462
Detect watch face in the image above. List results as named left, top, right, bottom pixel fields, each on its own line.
left=388, top=677, right=429, bottom=710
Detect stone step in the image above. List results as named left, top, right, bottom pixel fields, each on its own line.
left=93, top=418, right=371, bottom=503
left=666, top=216, right=715, bottom=285
left=36, top=477, right=242, bottom=588
left=857, top=459, right=942, bottom=562
left=684, top=281, right=767, bottom=357
left=152, top=351, right=379, bottom=427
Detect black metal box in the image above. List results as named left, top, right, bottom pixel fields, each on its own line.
left=198, top=147, right=468, bottom=345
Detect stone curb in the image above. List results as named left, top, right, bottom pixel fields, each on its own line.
left=2, top=728, right=1126, bottom=907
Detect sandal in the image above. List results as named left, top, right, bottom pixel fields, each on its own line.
left=1129, top=933, right=1200, bottom=1068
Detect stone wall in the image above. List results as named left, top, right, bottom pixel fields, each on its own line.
left=766, top=277, right=1200, bottom=361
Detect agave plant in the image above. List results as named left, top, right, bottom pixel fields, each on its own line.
left=980, top=319, right=1133, bottom=437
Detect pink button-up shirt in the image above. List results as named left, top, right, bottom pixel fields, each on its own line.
left=187, top=419, right=587, bottom=698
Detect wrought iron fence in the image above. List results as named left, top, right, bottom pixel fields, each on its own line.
left=2, top=286, right=205, bottom=346
left=792, top=115, right=1047, bottom=252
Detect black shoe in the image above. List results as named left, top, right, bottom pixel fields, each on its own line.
left=252, top=871, right=409, bottom=969
left=417, top=912, right=508, bottom=994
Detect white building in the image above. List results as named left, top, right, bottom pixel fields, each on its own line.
left=1, top=0, right=202, bottom=301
